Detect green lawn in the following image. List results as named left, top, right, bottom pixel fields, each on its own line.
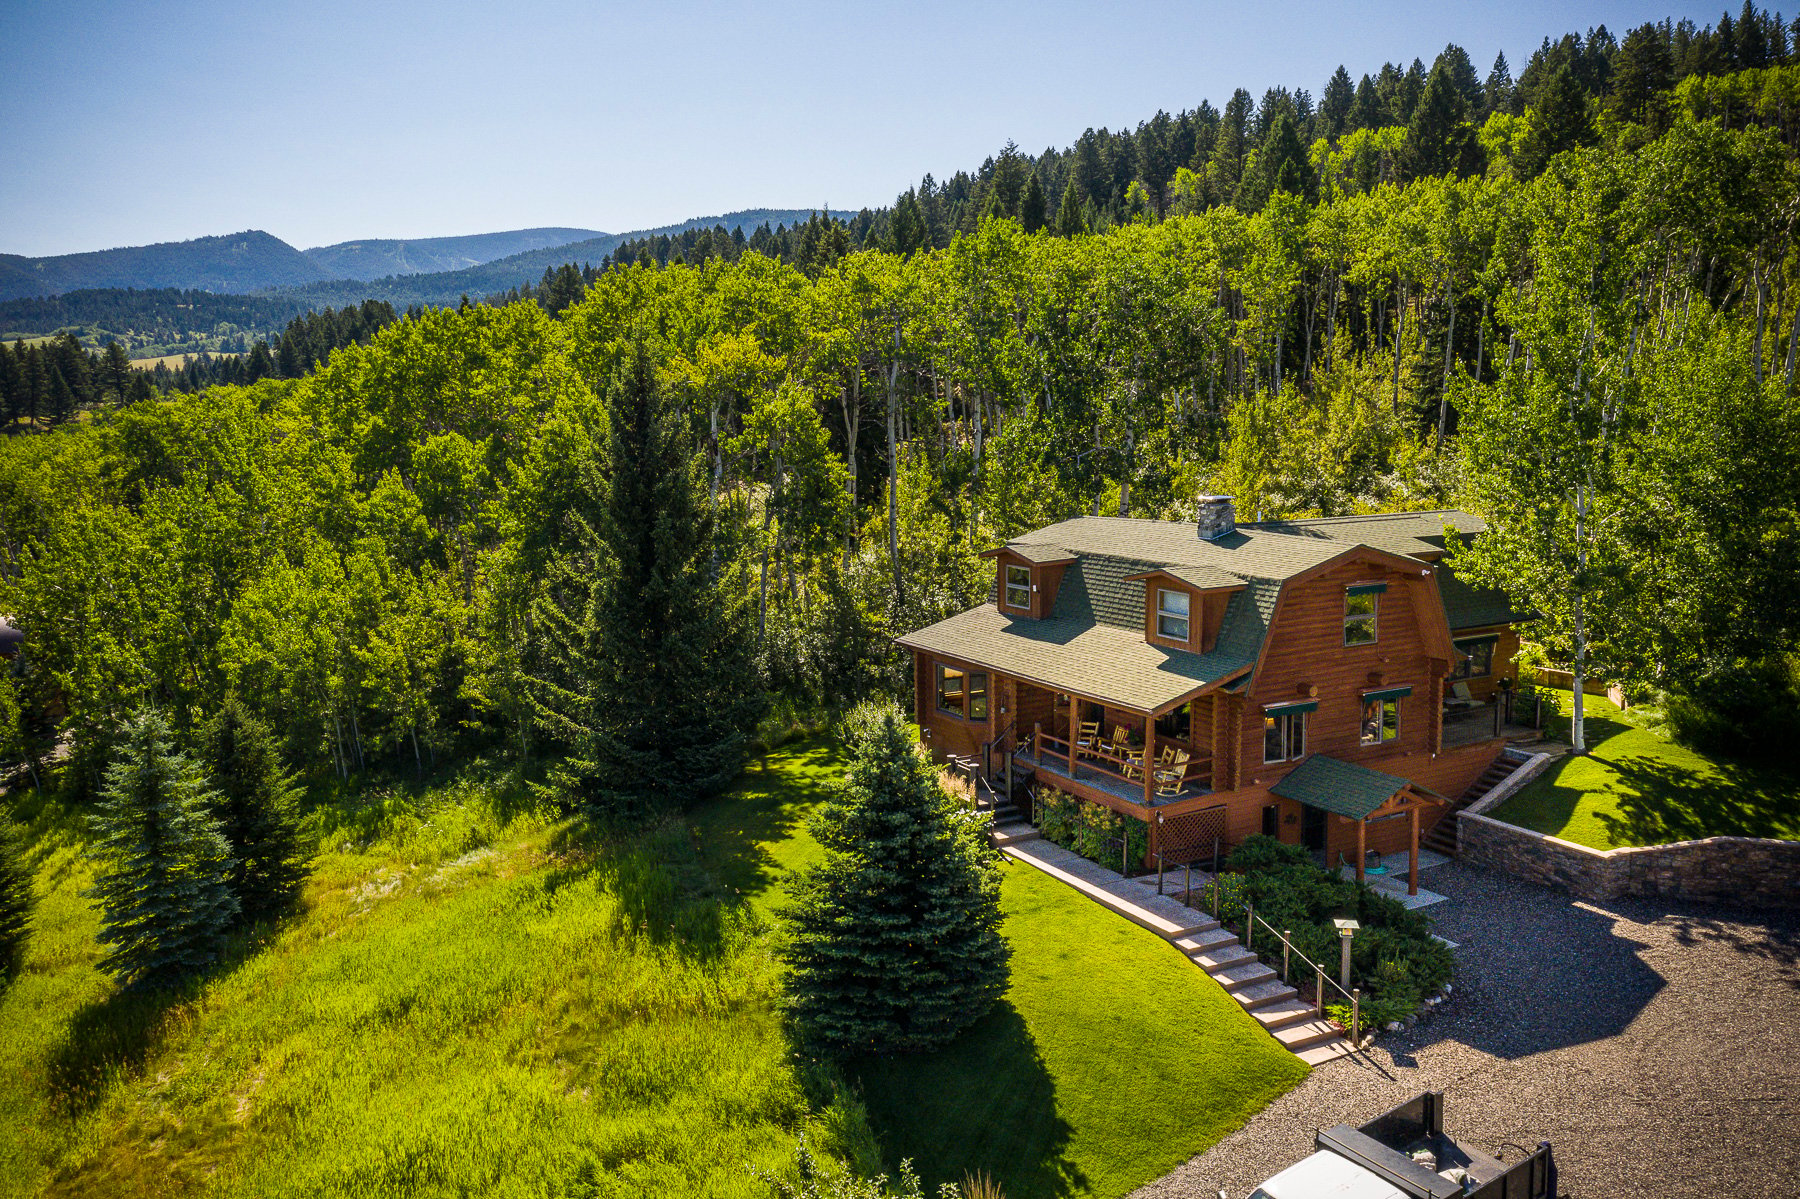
left=1488, top=692, right=1800, bottom=850
left=693, top=737, right=1310, bottom=1199
left=0, top=735, right=1305, bottom=1199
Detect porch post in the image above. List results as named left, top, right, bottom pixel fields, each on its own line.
left=1355, top=817, right=1366, bottom=884
left=1067, top=699, right=1077, bottom=778
left=1143, top=717, right=1156, bottom=807
left=1409, top=805, right=1421, bottom=896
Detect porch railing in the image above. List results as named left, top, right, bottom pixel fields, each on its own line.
left=1027, top=725, right=1214, bottom=795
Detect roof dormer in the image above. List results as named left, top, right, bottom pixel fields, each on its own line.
left=980, top=541, right=1075, bottom=621
left=1124, top=567, right=1246, bottom=653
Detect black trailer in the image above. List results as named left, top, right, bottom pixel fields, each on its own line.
left=1315, top=1092, right=1556, bottom=1199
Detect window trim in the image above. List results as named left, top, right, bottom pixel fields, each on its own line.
left=1156, top=587, right=1191, bottom=642
left=1262, top=706, right=1309, bottom=764
left=1359, top=693, right=1401, bottom=746
left=934, top=661, right=988, bottom=722
left=1452, top=635, right=1499, bottom=680
left=1003, top=563, right=1032, bottom=610
left=1344, top=589, right=1380, bottom=646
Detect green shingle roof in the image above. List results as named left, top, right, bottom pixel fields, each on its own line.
left=1436, top=564, right=1534, bottom=631
left=896, top=604, right=1253, bottom=713
left=1000, top=541, right=1076, bottom=564
left=1242, top=510, right=1486, bottom=557
left=1270, top=754, right=1413, bottom=820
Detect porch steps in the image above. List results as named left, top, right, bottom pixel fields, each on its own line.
left=991, top=821, right=1041, bottom=847
left=1001, top=839, right=1357, bottom=1067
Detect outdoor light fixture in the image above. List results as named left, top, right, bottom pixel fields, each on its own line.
left=1334, top=918, right=1360, bottom=990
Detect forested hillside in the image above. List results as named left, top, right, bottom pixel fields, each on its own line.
left=0, top=231, right=331, bottom=302
left=302, top=227, right=605, bottom=280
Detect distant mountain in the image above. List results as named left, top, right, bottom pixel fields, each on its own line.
left=302, top=227, right=607, bottom=280
left=267, top=209, right=821, bottom=309
left=0, top=230, right=331, bottom=302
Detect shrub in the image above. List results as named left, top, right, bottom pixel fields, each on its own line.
left=783, top=702, right=1009, bottom=1055
left=1666, top=655, right=1800, bottom=761
left=1032, top=788, right=1147, bottom=874
left=1224, top=834, right=1313, bottom=872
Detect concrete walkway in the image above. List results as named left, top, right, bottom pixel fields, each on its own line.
left=1130, top=860, right=1800, bottom=1199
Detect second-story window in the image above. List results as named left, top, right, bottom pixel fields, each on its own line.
left=1157, top=588, right=1191, bottom=641
left=1361, top=694, right=1401, bottom=745
left=1344, top=585, right=1382, bottom=645
left=1263, top=707, right=1308, bottom=763
left=1004, top=564, right=1032, bottom=609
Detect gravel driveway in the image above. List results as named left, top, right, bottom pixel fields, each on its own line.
left=1132, top=861, right=1800, bottom=1199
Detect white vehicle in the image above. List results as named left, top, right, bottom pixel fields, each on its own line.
left=1236, top=1092, right=1556, bottom=1199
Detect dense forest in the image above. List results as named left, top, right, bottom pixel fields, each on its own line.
left=3, top=6, right=1800, bottom=797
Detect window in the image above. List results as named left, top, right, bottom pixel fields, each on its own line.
left=1155, top=702, right=1191, bottom=741
left=1004, top=564, right=1032, bottom=609
left=1360, top=695, right=1400, bottom=745
left=1344, top=590, right=1380, bottom=645
left=1263, top=708, right=1308, bottom=763
left=935, top=662, right=987, bottom=720
left=967, top=671, right=989, bottom=720
left=1157, top=588, right=1191, bottom=641
left=1453, top=636, right=1496, bottom=680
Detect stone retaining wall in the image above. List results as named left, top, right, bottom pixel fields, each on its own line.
left=1459, top=813, right=1800, bottom=908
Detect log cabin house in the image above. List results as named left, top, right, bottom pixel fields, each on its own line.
left=897, top=497, right=1529, bottom=894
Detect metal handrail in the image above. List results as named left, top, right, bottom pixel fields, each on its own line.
left=1243, top=903, right=1364, bottom=1047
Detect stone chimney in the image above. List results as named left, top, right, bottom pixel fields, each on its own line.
left=1196, top=494, right=1236, bottom=541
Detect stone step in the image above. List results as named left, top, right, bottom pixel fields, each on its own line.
left=1232, top=979, right=1300, bottom=1011
left=1253, top=998, right=1322, bottom=1031
left=1193, top=943, right=1258, bottom=972
left=1274, top=1019, right=1345, bottom=1052
left=1295, top=1038, right=1361, bottom=1066
left=1209, top=960, right=1277, bottom=991
left=1171, top=927, right=1236, bottom=955
left=991, top=823, right=1040, bottom=846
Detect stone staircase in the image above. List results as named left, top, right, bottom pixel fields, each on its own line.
left=999, top=838, right=1356, bottom=1067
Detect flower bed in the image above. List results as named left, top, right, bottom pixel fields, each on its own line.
left=1215, top=836, right=1452, bottom=1030
left=1032, top=787, right=1149, bottom=874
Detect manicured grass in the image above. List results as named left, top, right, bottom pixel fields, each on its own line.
left=691, top=736, right=1310, bottom=1199
left=0, top=760, right=871, bottom=1199
left=1489, top=692, right=1800, bottom=850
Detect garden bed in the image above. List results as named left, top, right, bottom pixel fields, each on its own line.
left=1212, top=836, right=1453, bottom=1031
left=1031, top=787, right=1148, bottom=875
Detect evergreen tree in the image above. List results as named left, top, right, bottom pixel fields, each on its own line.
left=530, top=341, right=763, bottom=821
left=1055, top=176, right=1087, bottom=236
left=101, top=341, right=132, bottom=406
left=1408, top=59, right=1481, bottom=178
left=782, top=702, right=1008, bottom=1055
left=1349, top=74, right=1384, bottom=131
left=1320, top=66, right=1356, bottom=139
left=1518, top=62, right=1595, bottom=177
left=87, top=709, right=239, bottom=990
left=1019, top=172, right=1047, bottom=233
left=198, top=696, right=310, bottom=923
left=0, top=809, right=32, bottom=980
left=1485, top=52, right=1518, bottom=118
left=1610, top=23, right=1676, bottom=130
left=889, top=190, right=927, bottom=255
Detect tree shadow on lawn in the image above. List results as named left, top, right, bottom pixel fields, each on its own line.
left=850, top=1000, right=1081, bottom=1199
left=1594, top=754, right=1800, bottom=848
left=686, top=736, right=842, bottom=912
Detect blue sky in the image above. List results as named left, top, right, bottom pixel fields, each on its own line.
left=0, top=0, right=1736, bottom=256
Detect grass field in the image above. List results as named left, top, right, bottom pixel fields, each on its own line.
left=691, top=740, right=1309, bottom=1199
left=1489, top=692, right=1800, bottom=850
left=1, top=736, right=1305, bottom=1199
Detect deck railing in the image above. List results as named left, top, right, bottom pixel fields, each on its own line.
left=1028, top=725, right=1214, bottom=795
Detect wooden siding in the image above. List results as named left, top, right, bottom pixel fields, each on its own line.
left=914, top=649, right=995, bottom=763
left=991, top=551, right=1068, bottom=621
left=1239, top=556, right=1449, bottom=792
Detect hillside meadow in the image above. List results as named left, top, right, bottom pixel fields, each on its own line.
left=0, top=737, right=1305, bottom=1199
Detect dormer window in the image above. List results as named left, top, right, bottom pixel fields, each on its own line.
left=1004, top=564, right=1031, bottom=610
left=1157, top=589, right=1190, bottom=641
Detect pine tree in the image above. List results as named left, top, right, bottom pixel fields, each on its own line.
left=1054, top=177, right=1087, bottom=236
left=87, top=709, right=239, bottom=990
left=530, top=341, right=763, bottom=821
left=0, top=810, right=32, bottom=980
left=783, top=702, right=1008, bottom=1055
left=198, top=696, right=310, bottom=923
left=101, top=341, right=132, bottom=405
left=1518, top=62, right=1595, bottom=177
left=1019, top=173, right=1047, bottom=233
left=1485, top=52, right=1518, bottom=118
left=1407, top=60, right=1480, bottom=179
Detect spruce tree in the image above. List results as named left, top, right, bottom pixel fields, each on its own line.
left=1054, top=177, right=1087, bottom=236
left=0, top=810, right=33, bottom=981
left=783, top=702, right=1009, bottom=1055
left=1019, top=173, right=1047, bottom=233
left=530, top=341, right=763, bottom=821
left=198, top=696, right=310, bottom=923
left=87, top=709, right=239, bottom=990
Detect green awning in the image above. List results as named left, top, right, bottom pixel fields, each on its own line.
left=1453, top=634, right=1500, bottom=648
left=1271, top=754, right=1411, bottom=821
left=1362, top=685, right=1413, bottom=701
left=1346, top=583, right=1388, bottom=596
left=1263, top=699, right=1318, bottom=715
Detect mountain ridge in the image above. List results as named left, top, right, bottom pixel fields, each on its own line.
left=302, top=227, right=608, bottom=281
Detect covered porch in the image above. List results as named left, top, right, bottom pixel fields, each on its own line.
left=1271, top=754, right=1447, bottom=896
left=1010, top=676, right=1222, bottom=813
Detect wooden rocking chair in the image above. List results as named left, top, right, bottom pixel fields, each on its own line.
left=1154, top=749, right=1191, bottom=797
left=1075, top=720, right=1101, bottom=759
left=1111, top=725, right=1143, bottom=779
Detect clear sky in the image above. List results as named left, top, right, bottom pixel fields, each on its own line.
left=0, top=0, right=1736, bottom=256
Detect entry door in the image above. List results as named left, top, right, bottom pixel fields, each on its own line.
left=1300, top=804, right=1327, bottom=854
